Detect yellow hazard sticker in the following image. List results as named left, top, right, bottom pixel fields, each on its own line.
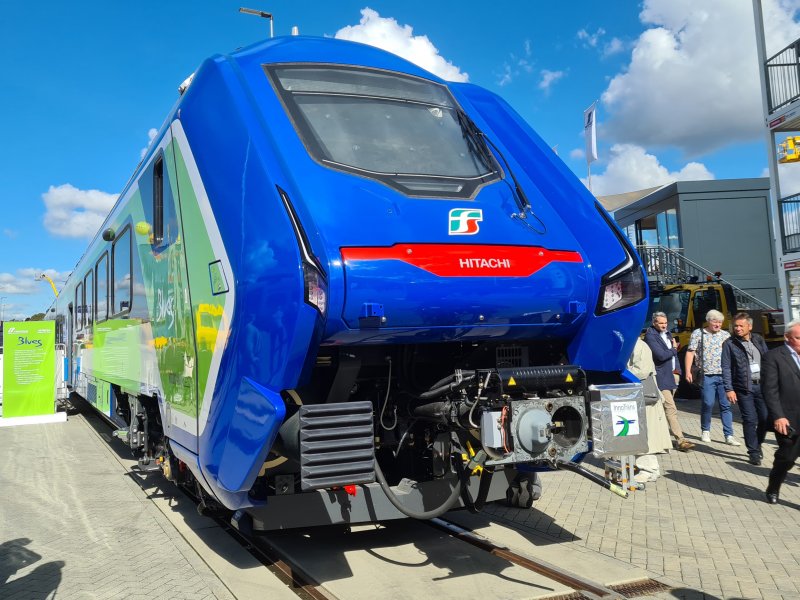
left=565, top=373, right=573, bottom=382
left=508, top=377, right=516, bottom=386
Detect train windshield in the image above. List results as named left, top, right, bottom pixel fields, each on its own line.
left=268, top=65, right=500, bottom=197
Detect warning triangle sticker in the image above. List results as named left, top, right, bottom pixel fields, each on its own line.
left=508, top=377, right=517, bottom=386
left=565, top=373, right=573, bottom=382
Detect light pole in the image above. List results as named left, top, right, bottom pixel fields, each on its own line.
left=239, top=7, right=274, bottom=38
left=0, top=296, right=6, bottom=322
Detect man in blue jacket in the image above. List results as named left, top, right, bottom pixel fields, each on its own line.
left=721, top=312, right=770, bottom=465
left=643, top=312, right=695, bottom=451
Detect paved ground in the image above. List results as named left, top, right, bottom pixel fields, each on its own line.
left=1, top=398, right=796, bottom=599
left=0, top=404, right=295, bottom=600
left=486, top=398, right=799, bottom=600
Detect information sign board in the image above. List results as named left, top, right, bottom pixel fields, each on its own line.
left=2, top=321, right=56, bottom=417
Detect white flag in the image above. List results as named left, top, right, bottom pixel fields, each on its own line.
left=584, top=103, right=598, bottom=164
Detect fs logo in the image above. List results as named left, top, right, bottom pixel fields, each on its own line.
left=448, top=208, right=483, bottom=235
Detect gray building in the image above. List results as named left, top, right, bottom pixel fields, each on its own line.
left=599, top=178, right=780, bottom=308
left=753, top=0, right=800, bottom=321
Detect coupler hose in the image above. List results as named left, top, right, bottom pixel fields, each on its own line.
left=374, top=458, right=464, bottom=520
left=418, top=372, right=476, bottom=401
left=554, top=460, right=629, bottom=499
left=457, top=459, right=494, bottom=514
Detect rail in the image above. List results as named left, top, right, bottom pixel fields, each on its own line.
left=636, top=245, right=775, bottom=310
left=765, top=36, right=800, bottom=113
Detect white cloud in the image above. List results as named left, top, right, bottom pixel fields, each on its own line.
left=578, top=27, right=606, bottom=48
left=335, top=8, right=468, bottom=82
left=579, top=27, right=625, bottom=58
left=42, top=184, right=118, bottom=239
left=603, top=37, right=625, bottom=57
left=601, top=0, right=800, bottom=155
left=497, top=64, right=513, bottom=87
left=140, top=128, right=159, bottom=159
left=3, top=228, right=18, bottom=239
left=496, top=41, right=535, bottom=86
left=570, top=148, right=585, bottom=160
left=539, top=69, right=565, bottom=92
left=584, top=144, right=714, bottom=196
left=0, top=268, right=71, bottom=296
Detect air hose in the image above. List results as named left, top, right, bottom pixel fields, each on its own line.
left=457, top=460, right=494, bottom=513
left=374, top=458, right=464, bottom=520
left=554, top=459, right=629, bottom=498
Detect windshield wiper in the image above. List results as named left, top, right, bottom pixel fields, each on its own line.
left=455, top=108, right=496, bottom=171
left=455, top=108, right=531, bottom=215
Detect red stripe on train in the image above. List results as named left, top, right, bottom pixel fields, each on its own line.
left=340, top=244, right=582, bottom=277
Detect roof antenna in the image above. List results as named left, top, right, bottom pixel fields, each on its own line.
left=239, top=7, right=274, bottom=38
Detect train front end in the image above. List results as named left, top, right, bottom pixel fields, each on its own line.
left=182, top=37, right=649, bottom=527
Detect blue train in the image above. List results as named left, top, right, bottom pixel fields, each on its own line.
left=50, top=34, right=648, bottom=530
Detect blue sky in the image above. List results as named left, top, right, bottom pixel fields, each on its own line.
left=1, top=0, right=799, bottom=320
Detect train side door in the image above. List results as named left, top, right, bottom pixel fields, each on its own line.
left=147, top=144, right=199, bottom=452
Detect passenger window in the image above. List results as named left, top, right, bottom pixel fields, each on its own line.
left=84, top=270, right=94, bottom=328
left=75, top=282, right=84, bottom=330
left=153, top=155, right=164, bottom=245
left=112, top=227, right=132, bottom=315
left=96, top=253, right=108, bottom=322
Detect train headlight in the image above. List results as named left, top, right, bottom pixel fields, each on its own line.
left=303, top=263, right=327, bottom=315
left=593, top=202, right=647, bottom=315
left=596, top=267, right=645, bottom=314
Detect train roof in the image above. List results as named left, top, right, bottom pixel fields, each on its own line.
left=222, top=35, right=446, bottom=81
left=65, top=35, right=450, bottom=280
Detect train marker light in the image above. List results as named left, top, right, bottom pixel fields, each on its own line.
left=303, top=263, right=327, bottom=315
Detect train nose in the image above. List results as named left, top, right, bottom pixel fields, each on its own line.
left=339, top=243, right=588, bottom=330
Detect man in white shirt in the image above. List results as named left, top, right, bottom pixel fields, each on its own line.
left=685, top=309, right=741, bottom=446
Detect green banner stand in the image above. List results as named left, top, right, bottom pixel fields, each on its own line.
left=0, top=321, right=66, bottom=426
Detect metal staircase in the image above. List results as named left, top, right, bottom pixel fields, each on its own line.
left=636, top=245, right=776, bottom=311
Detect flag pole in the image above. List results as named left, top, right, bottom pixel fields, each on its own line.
left=584, top=101, right=598, bottom=194
left=587, top=161, right=592, bottom=193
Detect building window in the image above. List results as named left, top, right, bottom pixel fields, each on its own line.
left=635, top=208, right=681, bottom=249
left=656, top=209, right=680, bottom=249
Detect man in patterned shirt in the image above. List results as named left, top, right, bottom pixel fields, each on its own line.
left=684, top=309, right=742, bottom=446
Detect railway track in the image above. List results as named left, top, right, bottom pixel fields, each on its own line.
left=82, top=403, right=671, bottom=600
left=428, top=517, right=671, bottom=600
left=156, top=472, right=673, bottom=600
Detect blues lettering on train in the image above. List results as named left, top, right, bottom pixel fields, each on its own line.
left=49, top=35, right=648, bottom=530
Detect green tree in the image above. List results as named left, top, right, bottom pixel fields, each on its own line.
left=26, top=312, right=46, bottom=321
